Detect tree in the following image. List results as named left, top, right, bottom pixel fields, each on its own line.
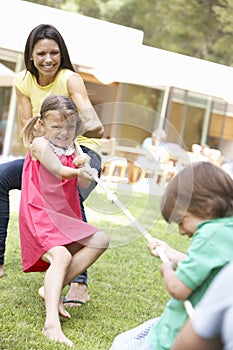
left=25, top=0, right=233, bottom=66
left=102, top=0, right=233, bottom=65
left=25, top=0, right=63, bottom=8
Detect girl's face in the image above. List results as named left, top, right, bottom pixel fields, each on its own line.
left=42, top=111, right=77, bottom=148
left=31, top=39, right=61, bottom=83
left=177, top=212, right=206, bottom=238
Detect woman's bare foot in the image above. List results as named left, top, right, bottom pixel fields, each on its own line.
left=38, top=286, right=71, bottom=319
left=42, top=324, right=73, bottom=347
left=64, top=282, right=90, bottom=308
left=0, top=265, right=5, bottom=278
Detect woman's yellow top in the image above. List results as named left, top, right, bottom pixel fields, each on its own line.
left=14, top=68, right=101, bottom=156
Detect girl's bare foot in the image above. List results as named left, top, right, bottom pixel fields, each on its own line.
left=42, top=324, right=73, bottom=347
left=0, top=265, right=5, bottom=278
left=38, top=286, right=71, bottom=319
left=64, top=282, right=90, bottom=307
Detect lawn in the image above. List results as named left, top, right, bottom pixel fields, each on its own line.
left=0, top=186, right=190, bottom=350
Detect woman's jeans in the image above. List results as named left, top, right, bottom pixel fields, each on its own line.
left=0, top=146, right=101, bottom=286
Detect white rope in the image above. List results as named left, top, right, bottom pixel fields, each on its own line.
left=77, top=142, right=194, bottom=317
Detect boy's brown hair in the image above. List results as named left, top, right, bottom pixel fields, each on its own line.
left=161, top=162, right=233, bottom=223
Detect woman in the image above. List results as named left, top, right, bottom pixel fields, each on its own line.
left=0, top=23, right=103, bottom=305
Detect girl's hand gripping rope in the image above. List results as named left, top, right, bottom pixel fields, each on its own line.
left=73, top=153, right=91, bottom=168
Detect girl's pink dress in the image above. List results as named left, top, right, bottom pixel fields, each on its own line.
left=19, top=150, right=98, bottom=273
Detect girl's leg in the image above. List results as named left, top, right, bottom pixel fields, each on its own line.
left=0, top=159, right=24, bottom=275
left=63, top=231, right=109, bottom=287
left=41, top=246, right=73, bottom=347
left=39, top=232, right=108, bottom=346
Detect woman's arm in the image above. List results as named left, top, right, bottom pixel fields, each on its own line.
left=67, top=74, right=104, bottom=138
left=15, top=87, right=33, bottom=134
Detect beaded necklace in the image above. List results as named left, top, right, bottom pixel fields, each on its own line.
left=48, top=140, right=75, bottom=157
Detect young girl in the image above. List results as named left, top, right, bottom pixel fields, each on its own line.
left=19, top=95, right=109, bottom=347
left=0, top=23, right=103, bottom=305
left=110, top=161, right=233, bottom=350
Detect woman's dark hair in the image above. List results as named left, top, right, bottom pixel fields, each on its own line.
left=24, top=24, right=75, bottom=80
left=161, top=161, right=233, bottom=223
left=23, top=95, right=84, bottom=147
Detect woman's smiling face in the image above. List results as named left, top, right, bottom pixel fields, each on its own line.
left=31, top=39, right=61, bottom=82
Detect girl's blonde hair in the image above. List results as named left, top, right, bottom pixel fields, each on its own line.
left=23, top=95, right=84, bottom=147
left=161, top=161, right=233, bottom=223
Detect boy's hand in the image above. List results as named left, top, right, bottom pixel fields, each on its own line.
left=148, top=238, right=187, bottom=265
left=147, top=238, right=169, bottom=258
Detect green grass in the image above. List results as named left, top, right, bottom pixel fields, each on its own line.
left=0, top=190, right=190, bottom=350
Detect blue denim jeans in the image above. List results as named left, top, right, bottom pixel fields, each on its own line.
left=73, top=146, right=102, bottom=284
left=0, top=146, right=101, bottom=286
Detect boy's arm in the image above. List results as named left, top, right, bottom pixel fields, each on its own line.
left=147, top=238, right=191, bottom=299
left=160, top=262, right=192, bottom=300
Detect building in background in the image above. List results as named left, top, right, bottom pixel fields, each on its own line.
left=0, top=0, right=233, bottom=161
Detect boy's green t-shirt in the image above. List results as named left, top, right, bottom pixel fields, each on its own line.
left=146, top=216, right=233, bottom=350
